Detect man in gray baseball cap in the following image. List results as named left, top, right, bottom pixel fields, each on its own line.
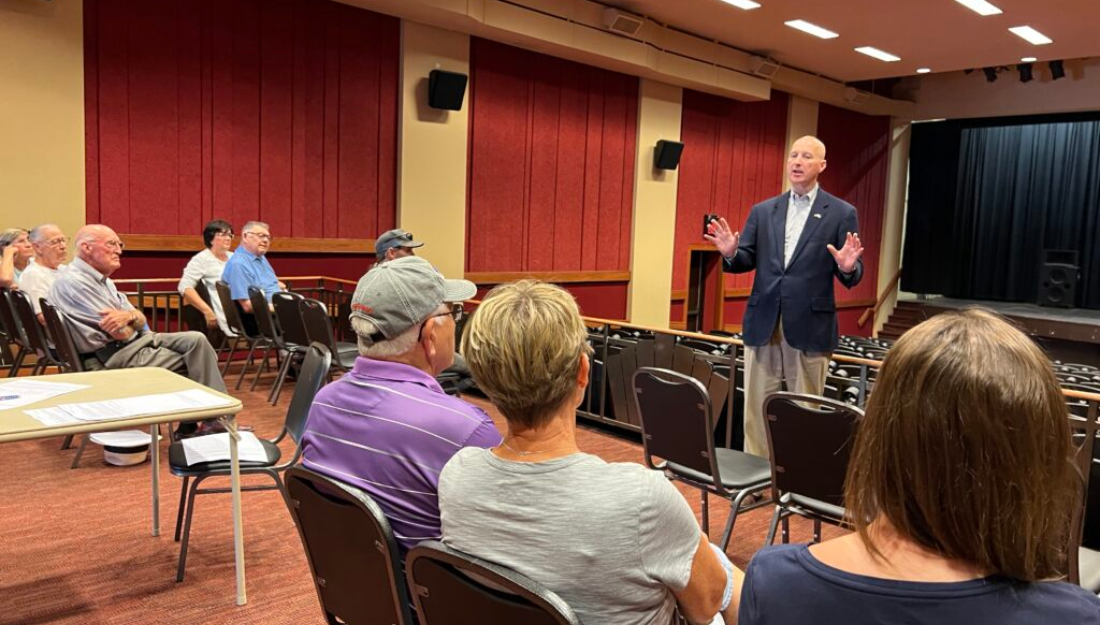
left=374, top=228, right=424, bottom=264
left=299, top=256, right=500, bottom=553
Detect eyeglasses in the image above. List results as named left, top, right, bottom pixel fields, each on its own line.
left=417, top=304, right=466, bottom=341
left=102, top=240, right=125, bottom=251
left=215, top=231, right=235, bottom=238
left=245, top=232, right=272, bottom=242
left=42, top=236, right=69, bottom=247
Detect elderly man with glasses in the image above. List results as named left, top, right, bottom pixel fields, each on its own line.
left=220, top=220, right=285, bottom=314
left=21, top=224, right=69, bottom=326
left=299, top=256, right=500, bottom=554
left=48, top=226, right=229, bottom=427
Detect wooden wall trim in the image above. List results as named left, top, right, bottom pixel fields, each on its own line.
left=465, top=271, right=631, bottom=284
left=120, top=234, right=375, bottom=254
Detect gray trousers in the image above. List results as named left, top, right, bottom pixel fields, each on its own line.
left=86, top=331, right=227, bottom=393
left=743, top=320, right=829, bottom=457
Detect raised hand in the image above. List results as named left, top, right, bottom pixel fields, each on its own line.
left=827, top=232, right=864, bottom=274
left=703, top=217, right=740, bottom=259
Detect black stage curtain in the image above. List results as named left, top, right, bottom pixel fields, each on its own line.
left=903, top=113, right=1100, bottom=309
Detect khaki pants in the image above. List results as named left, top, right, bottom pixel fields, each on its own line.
left=742, top=320, right=829, bottom=457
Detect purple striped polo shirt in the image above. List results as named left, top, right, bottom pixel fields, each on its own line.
left=300, top=357, right=501, bottom=553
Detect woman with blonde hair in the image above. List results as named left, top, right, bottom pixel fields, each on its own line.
left=439, top=280, right=735, bottom=625
left=739, top=308, right=1100, bottom=623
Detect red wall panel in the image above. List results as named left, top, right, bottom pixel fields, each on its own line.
left=672, top=89, right=789, bottom=296
left=466, top=38, right=638, bottom=274
left=816, top=104, right=891, bottom=307
left=84, top=0, right=398, bottom=239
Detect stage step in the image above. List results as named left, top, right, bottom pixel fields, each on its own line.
left=880, top=322, right=912, bottom=339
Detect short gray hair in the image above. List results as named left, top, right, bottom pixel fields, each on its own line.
left=351, top=317, right=422, bottom=358
left=0, top=228, right=28, bottom=252
left=242, top=220, right=270, bottom=234
left=28, top=224, right=60, bottom=243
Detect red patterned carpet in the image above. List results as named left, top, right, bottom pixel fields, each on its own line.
left=0, top=380, right=840, bottom=624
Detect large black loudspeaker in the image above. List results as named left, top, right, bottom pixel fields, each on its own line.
left=1038, top=249, right=1079, bottom=308
left=654, top=140, right=684, bottom=170
left=428, top=69, right=468, bottom=111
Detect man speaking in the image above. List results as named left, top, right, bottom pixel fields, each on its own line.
left=704, top=135, right=865, bottom=457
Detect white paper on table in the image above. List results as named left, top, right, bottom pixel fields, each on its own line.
left=25, top=406, right=83, bottom=427
left=181, top=432, right=269, bottom=466
left=38, top=389, right=235, bottom=423
left=0, top=379, right=91, bottom=410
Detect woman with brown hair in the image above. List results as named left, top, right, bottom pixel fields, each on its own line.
left=739, top=308, right=1100, bottom=623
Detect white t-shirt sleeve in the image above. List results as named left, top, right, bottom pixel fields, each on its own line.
left=178, top=251, right=205, bottom=294
left=638, top=469, right=704, bottom=592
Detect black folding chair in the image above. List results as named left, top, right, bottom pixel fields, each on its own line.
left=9, top=290, right=66, bottom=375
left=214, top=280, right=263, bottom=388
left=284, top=466, right=414, bottom=624
left=0, top=288, right=32, bottom=377
left=762, top=392, right=864, bottom=546
left=632, top=367, right=771, bottom=550
left=39, top=298, right=89, bottom=462
left=300, top=298, right=357, bottom=376
left=182, top=281, right=231, bottom=361
left=171, top=342, right=331, bottom=581
left=406, top=540, right=579, bottom=625
left=246, top=286, right=286, bottom=393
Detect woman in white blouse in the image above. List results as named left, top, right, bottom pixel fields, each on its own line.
left=178, top=220, right=234, bottom=334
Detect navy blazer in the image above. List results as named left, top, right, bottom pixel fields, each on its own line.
left=724, top=189, right=863, bottom=354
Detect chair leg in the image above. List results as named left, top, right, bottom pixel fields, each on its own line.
left=177, top=475, right=207, bottom=582
left=700, top=488, right=709, bottom=536
left=70, top=435, right=90, bottom=469
left=235, top=340, right=258, bottom=390
left=7, top=347, right=26, bottom=377
left=719, top=490, right=753, bottom=552
left=249, top=344, right=272, bottom=392
left=220, top=336, right=240, bottom=377
left=764, top=505, right=782, bottom=547
left=60, top=434, right=73, bottom=450
left=813, top=518, right=822, bottom=544
left=174, top=476, right=191, bottom=542
left=268, top=351, right=296, bottom=405
left=781, top=515, right=790, bottom=544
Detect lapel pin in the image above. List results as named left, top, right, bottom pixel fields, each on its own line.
left=813, top=213, right=822, bottom=219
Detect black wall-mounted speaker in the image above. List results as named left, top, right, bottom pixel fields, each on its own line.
left=654, top=140, right=684, bottom=170
left=428, top=69, right=468, bottom=111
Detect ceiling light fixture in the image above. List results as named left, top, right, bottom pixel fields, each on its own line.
left=784, top=19, right=839, bottom=39
left=854, top=46, right=901, bottom=62
left=916, top=68, right=931, bottom=74
left=718, top=0, right=761, bottom=9
left=952, top=0, right=1003, bottom=16
left=1008, top=26, right=1053, bottom=45
left=1021, top=56, right=1038, bottom=63
left=1049, top=59, right=1065, bottom=80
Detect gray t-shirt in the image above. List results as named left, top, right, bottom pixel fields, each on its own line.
left=438, top=449, right=701, bottom=625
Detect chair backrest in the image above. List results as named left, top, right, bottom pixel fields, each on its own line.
left=247, top=286, right=281, bottom=343
left=39, top=299, right=84, bottom=372
left=283, top=465, right=413, bottom=625
left=9, top=290, right=52, bottom=359
left=300, top=298, right=339, bottom=353
left=632, top=367, right=723, bottom=492
left=0, top=288, right=27, bottom=346
left=1067, top=405, right=1100, bottom=584
left=272, top=291, right=309, bottom=347
left=285, top=342, right=332, bottom=450
left=214, top=280, right=255, bottom=339
left=406, top=541, right=578, bottom=625
left=763, top=392, right=864, bottom=509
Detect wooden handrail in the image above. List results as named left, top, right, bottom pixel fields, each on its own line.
left=113, top=275, right=360, bottom=287
left=858, top=267, right=903, bottom=328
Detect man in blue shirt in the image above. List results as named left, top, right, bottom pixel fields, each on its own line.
left=221, top=221, right=284, bottom=313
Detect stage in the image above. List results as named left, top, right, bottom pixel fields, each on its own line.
left=890, top=297, right=1100, bottom=366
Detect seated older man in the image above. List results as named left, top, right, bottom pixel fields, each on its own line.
left=49, top=225, right=229, bottom=434
left=440, top=280, right=735, bottom=625
left=21, top=224, right=68, bottom=326
left=300, top=256, right=500, bottom=553
left=221, top=220, right=284, bottom=314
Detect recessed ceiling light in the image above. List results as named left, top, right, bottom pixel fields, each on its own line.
left=1009, top=26, right=1053, bottom=45
left=784, top=19, right=839, bottom=39
left=916, top=68, right=931, bottom=74
left=952, top=0, right=1003, bottom=16
left=719, top=0, right=761, bottom=9
left=855, top=46, right=901, bottom=62
left=1021, top=56, right=1038, bottom=63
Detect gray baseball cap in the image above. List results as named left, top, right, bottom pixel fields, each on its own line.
left=375, top=228, right=425, bottom=257
left=349, top=256, right=476, bottom=342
